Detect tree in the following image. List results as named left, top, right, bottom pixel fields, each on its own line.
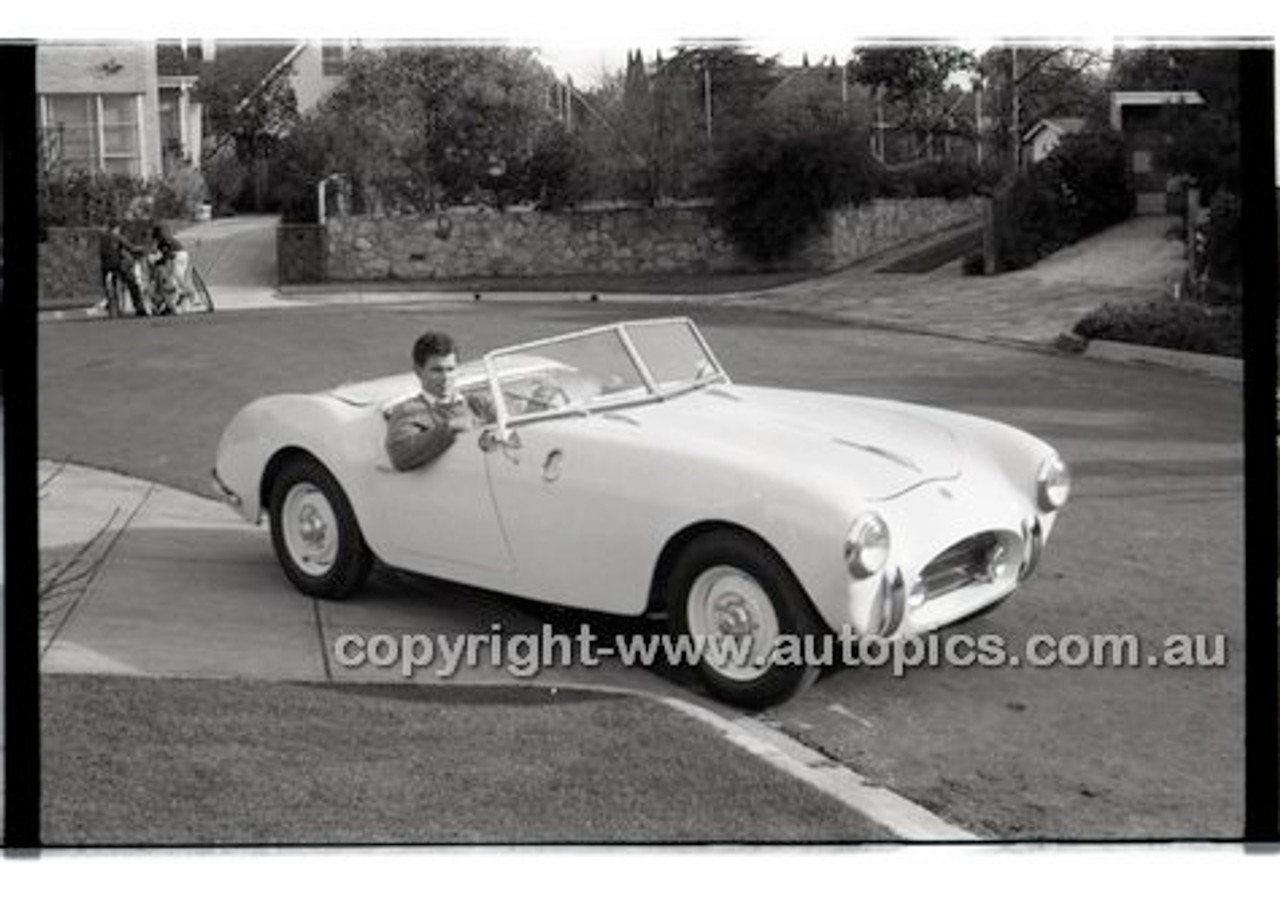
left=978, top=45, right=1110, bottom=170
left=711, top=120, right=875, bottom=263
left=849, top=46, right=980, bottom=165
left=195, top=51, right=300, bottom=210
left=300, top=45, right=561, bottom=212
left=850, top=46, right=975, bottom=124
left=649, top=45, right=781, bottom=198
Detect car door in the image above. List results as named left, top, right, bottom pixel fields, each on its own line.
left=360, top=399, right=515, bottom=576
left=482, top=413, right=665, bottom=616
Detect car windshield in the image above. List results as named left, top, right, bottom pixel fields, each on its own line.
left=483, top=319, right=726, bottom=424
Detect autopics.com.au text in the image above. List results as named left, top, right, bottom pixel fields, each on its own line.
left=331, top=623, right=1229, bottom=680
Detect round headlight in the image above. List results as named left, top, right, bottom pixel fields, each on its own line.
left=845, top=512, right=891, bottom=578
left=1037, top=455, right=1071, bottom=511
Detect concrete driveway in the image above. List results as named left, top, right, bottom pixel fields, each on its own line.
left=712, top=215, right=1187, bottom=346
left=178, top=215, right=296, bottom=311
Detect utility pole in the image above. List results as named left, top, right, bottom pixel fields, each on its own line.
left=1010, top=47, right=1020, bottom=171
left=974, top=76, right=984, bottom=166
left=841, top=59, right=848, bottom=118
left=876, top=85, right=886, bottom=162
left=703, top=64, right=713, bottom=160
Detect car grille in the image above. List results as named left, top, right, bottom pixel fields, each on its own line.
left=918, top=531, right=1011, bottom=600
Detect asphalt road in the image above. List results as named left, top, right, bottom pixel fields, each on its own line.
left=37, top=300, right=1244, bottom=839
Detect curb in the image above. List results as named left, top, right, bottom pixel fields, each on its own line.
left=39, top=306, right=105, bottom=322
left=1073, top=337, right=1242, bottom=382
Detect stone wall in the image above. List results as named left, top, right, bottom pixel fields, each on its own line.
left=809, top=197, right=986, bottom=269
left=39, top=227, right=102, bottom=304
left=304, top=197, right=985, bottom=283
left=325, top=205, right=746, bottom=282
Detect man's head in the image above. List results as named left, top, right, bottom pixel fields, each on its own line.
left=412, top=331, right=459, bottom=402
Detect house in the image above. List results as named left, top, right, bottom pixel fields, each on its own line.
left=1021, top=117, right=1086, bottom=165
left=1109, top=90, right=1205, bottom=214
left=37, top=41, right=173, bottom=178
left=37, top=39, right=357, bottom=180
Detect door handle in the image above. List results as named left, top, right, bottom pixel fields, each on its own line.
left=542, top=449, right=563, bottom=482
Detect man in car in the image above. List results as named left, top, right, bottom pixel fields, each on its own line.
left=385, top=331, right=492, bottom=471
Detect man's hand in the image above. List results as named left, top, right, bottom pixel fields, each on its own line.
left=446, top=398, right=471, bottom=433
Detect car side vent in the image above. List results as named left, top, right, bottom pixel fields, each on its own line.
left=602, top=412, right=641, bottom=427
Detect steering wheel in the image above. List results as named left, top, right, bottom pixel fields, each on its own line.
left=530, top=381, right=572, bottom=410
left=505, top=380, right=572, bottom=413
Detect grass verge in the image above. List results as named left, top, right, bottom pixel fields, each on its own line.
left=1072, top=301, right=1242, bottom=358
left=42, top=674, right=889, bottom=845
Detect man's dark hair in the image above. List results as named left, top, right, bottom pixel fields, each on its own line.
left=412, top=331, right=457, bottom=368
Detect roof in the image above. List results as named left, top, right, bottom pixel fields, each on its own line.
left=1110, top=90, right=1205, bottom=107
left=1109, top=90, right=1205, bottom=130
left=1022, top=117, right=1087, bottom=142
left=206, top=41, right=302, bottom=103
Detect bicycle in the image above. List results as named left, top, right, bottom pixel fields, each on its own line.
left=104, top=250, right=215, bottom=318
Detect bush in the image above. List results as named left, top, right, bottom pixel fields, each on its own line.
left=1073, top=300, right=1241, bottom=357
left=151, top=164, right=209, bottom=220
left=519, top=126, right=588, bottom=211
left=38, top=168, right=147, bottom=230
left=993, top=171, right=1074, bottom=271
left=267, top=121, right=333, bottom=223
left=1202, top=190, right=1241, bottom=305
left=1038, top=131, right=1132, bottom=237
left=202, top=152, right=249, bottom=217
left=710, top=124, right=876, bottom=264
left=994, top=131, right=1131, bottom=272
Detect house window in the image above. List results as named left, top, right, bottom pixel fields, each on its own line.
left=321, top=40, right=348, bottom=77
left=1132, top=150, right=1153, bottom=174
left=40, top=93, right=142, bottom=177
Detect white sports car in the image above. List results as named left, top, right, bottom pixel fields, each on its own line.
left=214, top=318, right=1069, bottom=707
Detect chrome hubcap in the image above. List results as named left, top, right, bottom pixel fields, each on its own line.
left=712, top=593, right=757, bottom=637
left=282, top=483, right=338, bottom=577
left=686, top=566, right=780, bottom=682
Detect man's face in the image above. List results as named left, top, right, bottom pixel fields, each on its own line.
left=417, top=352, right=459, bottom=402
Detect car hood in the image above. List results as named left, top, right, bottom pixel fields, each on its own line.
left=634, top=385, right=962, bottom=500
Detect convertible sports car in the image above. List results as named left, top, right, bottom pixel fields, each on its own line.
left=214, top=318, right=1069, bottom=707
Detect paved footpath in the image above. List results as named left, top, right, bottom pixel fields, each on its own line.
left=36, top=458, right=972, bottom=840
left=38, top=460, right=673, bottom=693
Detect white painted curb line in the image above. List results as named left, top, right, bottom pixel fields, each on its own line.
left=662, top=697, right=978, bottom=842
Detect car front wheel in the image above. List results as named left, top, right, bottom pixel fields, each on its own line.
left=268, top=456, right=372, bottom=599
left=666, top=531, right=823, bottom=709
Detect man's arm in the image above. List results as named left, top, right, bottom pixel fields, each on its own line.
left=385, top=403, right=458, bottom=471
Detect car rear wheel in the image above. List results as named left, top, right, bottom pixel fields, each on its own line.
left=666, top=531, right=823, bottom=709
left=268, top=456, right=371, bottom=599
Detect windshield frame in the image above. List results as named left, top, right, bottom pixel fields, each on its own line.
left=480, top=317, right=730, bottom=434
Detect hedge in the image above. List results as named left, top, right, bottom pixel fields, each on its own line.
left=1073, top=300, right=1242, bottom=358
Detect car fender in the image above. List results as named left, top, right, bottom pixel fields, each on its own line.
left=214, top=394, right=369, bottom=523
